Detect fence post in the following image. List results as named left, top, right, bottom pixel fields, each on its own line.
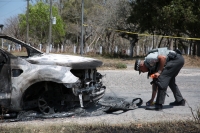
left=136, top=45, right=140, bottom=56
left=61, top=45, right=63, bottom=53
left=188, top=47, right=190, bottom=55
left=50, top=44, right=52, bottom=52
left=126, top=49, right=130, bottom=55
left=74, top=45, right=76, bottom=54
left=39, top=44, right=42, bottom=51
left=100, top=46, right=102, bottom=54
left=12, top=45, right=15, bottom=51
left=8, top=45, right=10, bottom=52
left=57, top=44, right=60, bottom=53
left=19, top=45, right=21, bottom=51
left=115, top=46, right=118, bottom=53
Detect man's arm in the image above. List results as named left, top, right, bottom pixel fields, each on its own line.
left=147, top=83, right=158, bottom=105
left=154, top=55, right=166, bottom=78
left=158, top=55, right=166, bottom=72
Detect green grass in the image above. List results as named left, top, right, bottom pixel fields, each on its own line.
left=115, top=62, right=127, bottom=69
left=0, top=121, right=200, bottom=133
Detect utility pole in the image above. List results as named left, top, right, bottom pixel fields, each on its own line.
left=47, top=0, right=52, bottom=53
left=0, top=24, right=3, bottom=48
left=59, top=0, right=63, bottom=15
left=80, top=0, right=84, bottom=56
left=26, top=0, right=29, bottom=44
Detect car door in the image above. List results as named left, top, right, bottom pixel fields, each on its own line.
left=0, top=50, right=11, bottom=93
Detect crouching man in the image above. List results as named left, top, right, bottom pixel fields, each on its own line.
left=134, top=47, right=185, bottom=111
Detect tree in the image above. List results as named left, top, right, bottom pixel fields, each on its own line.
left=161, top=0, right=200, bottom=56
left=3, top=16, right=21, bottom=39
left=127, top=0, right=200, bottom=56
left=61, top=0, right=119, bottom=53
left=19, top=1, right=65, bottom=45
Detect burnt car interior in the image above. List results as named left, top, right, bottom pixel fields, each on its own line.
left=0, top=52, right=7, bottom=65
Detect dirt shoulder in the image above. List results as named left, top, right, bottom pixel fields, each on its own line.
left=97, top=55, right=200, bottom=70
left=183, top=55, right=200, bottom=68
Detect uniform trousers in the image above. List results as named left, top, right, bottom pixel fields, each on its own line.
left=156, top=54, right=184, bottom=104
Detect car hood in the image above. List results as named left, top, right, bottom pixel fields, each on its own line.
left=26, top=53, right=103, bottom=69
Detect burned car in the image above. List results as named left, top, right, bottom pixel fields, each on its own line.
left=0, top=33, right=106, bottom=115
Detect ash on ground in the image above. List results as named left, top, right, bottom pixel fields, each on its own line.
left=0, top=96, right=142, bottom=122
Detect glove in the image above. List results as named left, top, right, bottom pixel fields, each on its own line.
left=146, top=100, right=155, bottom=106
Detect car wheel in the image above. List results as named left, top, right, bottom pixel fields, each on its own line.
left=38, top=90, right=62, bottom=115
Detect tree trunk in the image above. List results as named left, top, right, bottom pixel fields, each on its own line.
left=129, top=39, right=137, bottom=57
left=197, top=41, right=200, bottom=57
left=193, top=43, right=197, bottom=55
left=169, top=39, right=173, bottom=50
left=174, top=39, right=177, bottom=49
left=129, top=40, right=134, bottom=57
left=189, top=41, right=192, bottom=55
left=158, top=37, right=164, bottom=48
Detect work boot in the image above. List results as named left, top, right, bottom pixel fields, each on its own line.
left=155, top=104, right=163, bottom=111
left=169, top=99, right=186, bottom=106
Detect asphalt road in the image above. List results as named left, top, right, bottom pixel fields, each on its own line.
left=95, top=68, right=200, bottom=124
left=1, top=68, right=200, bottom=126
left=67, top=67, right=200, bottom=125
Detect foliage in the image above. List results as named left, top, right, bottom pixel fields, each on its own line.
left=197, top=107, right=200, bottom=124
left=116, top=62, right=127, bottom=69
left=127, top=0, right=200, bottom=55
left=60, top=0, right=133, bottom=56
left=0, top=121, right=200, bottom=133
left=61, top=0, right=108, bottom=44
left=19, top=1, right=65, bottom=44
left=127, top=0, right=200, bottom=35
left=5, top=0, right=200, bottom=56
left=3, top=16, right=21, bottom=39
left=190, top=104, right=200, bottom=124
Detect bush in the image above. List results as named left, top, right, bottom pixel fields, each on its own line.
left=194, top=106, right=200, bottom=124
left=116, top=62, right=127, bottom=69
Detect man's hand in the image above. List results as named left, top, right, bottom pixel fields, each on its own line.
left=154, top=72, right=160, bottom=78
left=146, top=100, right=155, bottom=106
left=150, top=73, right=160, bottom=78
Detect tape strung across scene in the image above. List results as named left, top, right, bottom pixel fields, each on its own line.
left=109, top=28, right=200, bottom=41
left=83, top=24, right=200, bottom=41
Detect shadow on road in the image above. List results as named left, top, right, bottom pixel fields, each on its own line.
left=139, top=105, right=174, bottom=111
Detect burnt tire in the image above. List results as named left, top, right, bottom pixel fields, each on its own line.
left=38, top=90, right=62, bottom=115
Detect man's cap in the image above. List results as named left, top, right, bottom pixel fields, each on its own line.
left=134, top=59, right=141, bottom=74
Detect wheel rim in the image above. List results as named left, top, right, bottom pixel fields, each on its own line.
left=38, top=91, right=61, bottom=115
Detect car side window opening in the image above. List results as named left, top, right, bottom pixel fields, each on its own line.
left=2, top=38, right=28, bottom=57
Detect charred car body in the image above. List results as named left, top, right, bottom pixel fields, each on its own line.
left=0, top=34, right=106, bottom=115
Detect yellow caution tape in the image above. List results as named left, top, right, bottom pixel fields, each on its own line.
left=83, top=24, right=200, bottom=41
left=109, top=28, right=200, bottom=41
